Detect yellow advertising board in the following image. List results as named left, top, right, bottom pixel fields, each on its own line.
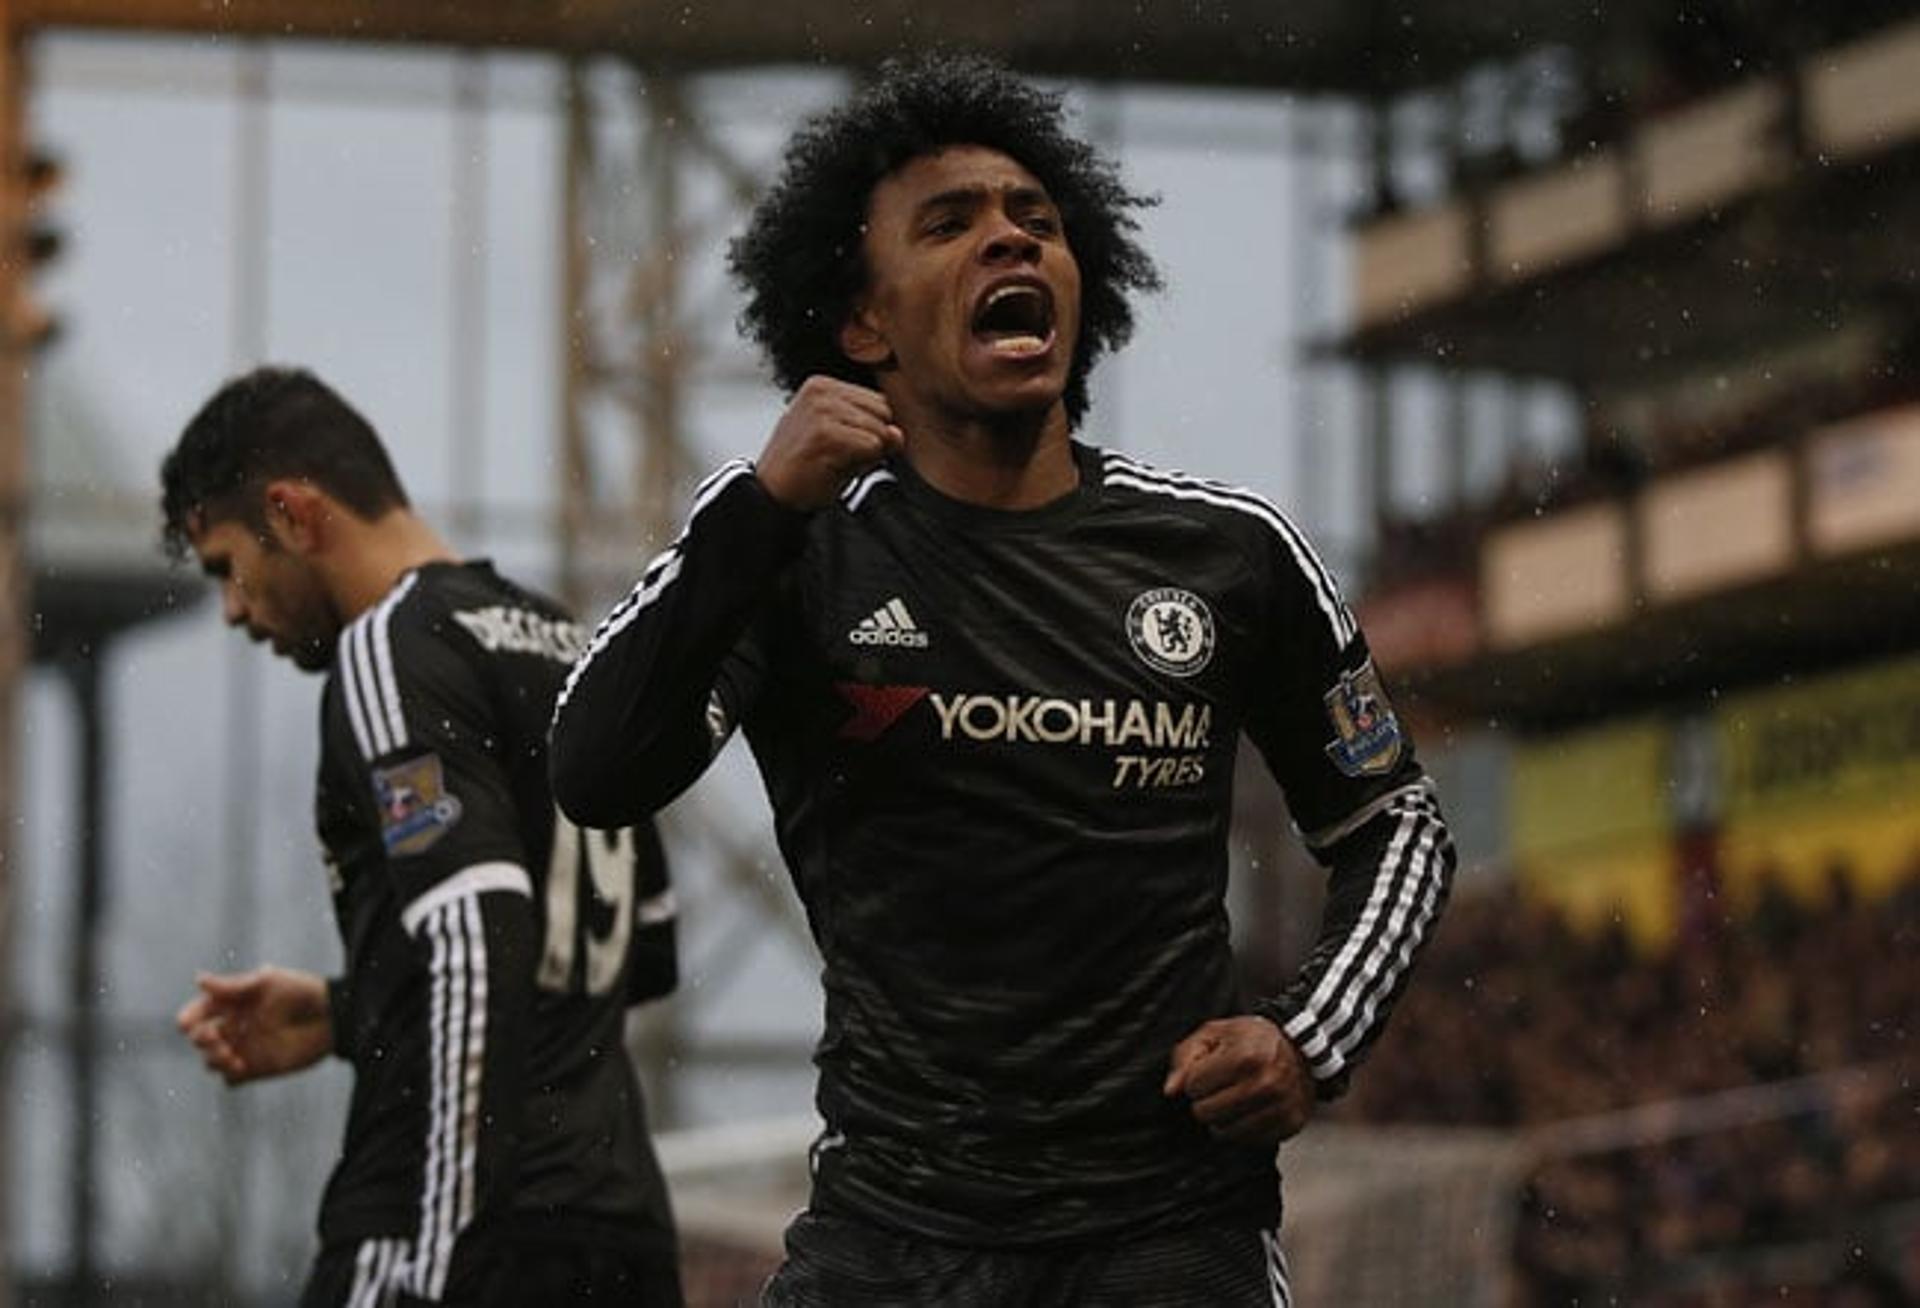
left=1515, top=840, right=1677, bottom=948
left=1511, top=719, right=1676, bottom=948
left=1512, top=718, right=1672, bottom=858
left=1717, top=654, right=1920, bottom=905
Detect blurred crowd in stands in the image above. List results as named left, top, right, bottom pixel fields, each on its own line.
left=1340, top=858, right=1920, bottom=1304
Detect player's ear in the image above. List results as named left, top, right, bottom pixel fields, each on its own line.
left=839, top=302, right=893, bottom=368
left=263, top=478, right=326, bottom=553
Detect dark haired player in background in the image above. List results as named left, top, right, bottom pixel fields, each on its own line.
left=553, top=54, right=1457, bottom=1307
left=162, top=367, right=681, bottom=1306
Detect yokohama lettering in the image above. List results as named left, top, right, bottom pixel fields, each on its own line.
left=927, top=693, right=1212, bottom=750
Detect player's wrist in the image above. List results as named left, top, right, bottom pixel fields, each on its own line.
left=1249, top=1003, right=1348, bottom=1102
left=749, top=459, right=828, bottom=514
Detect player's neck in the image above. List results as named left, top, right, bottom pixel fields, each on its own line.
left=328, top=509, right=460, bottom=620
left=900, top=403, right=1077, bottom=510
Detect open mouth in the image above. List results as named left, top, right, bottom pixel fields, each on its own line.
left=970, top=282, right=1055, bottom=357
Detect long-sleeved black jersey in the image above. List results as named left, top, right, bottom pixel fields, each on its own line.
left=314, top=560, right=677, bottom=1300
left=551, top=443, right=1455, bottom=1246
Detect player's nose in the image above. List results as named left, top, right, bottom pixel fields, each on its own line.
left=980, top=214, right=1040, bottom=265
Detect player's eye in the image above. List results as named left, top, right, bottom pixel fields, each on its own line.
left=924, top=213, right=968, bottom=238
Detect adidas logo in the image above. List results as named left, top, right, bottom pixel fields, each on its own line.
left=848, top=597, right=930, bottom=649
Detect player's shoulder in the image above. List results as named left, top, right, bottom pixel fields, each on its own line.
left=429, top=561, right=592, bottom=670
left=324, top=569, right=440, bottom=762
left=417, top=559, right=570, bottom=624
left=325, top=563, right=572, bottom=759
left=1093, top=445, right=1355, bottom=629
left=328, top=564, right=499, bottom=691
left=332, top=568, right=430, bottom=672
left=1093, top=446, right=1305, bottom=550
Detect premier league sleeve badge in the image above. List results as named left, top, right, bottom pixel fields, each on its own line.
left=1323, top=660, right=1404, bottom=778
left=371, top=752, right=465, bottom=857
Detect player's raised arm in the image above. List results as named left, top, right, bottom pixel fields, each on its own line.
left=549, top=376, right=900, bottom=828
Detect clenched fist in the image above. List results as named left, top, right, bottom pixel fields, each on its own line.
left=756, top=375, right=905, bottom=510
left=1164, top=1015, right=1316, bottom=1147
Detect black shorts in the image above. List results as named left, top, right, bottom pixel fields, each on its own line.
left=301, top=1231, right=684, bottom=1307
left=762, top=1210, right=1291, bottom=1308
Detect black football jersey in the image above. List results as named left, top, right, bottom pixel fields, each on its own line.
left=314, top=560, right=676, bottom=1297
left=552, top=443, right=1454, bottom=1245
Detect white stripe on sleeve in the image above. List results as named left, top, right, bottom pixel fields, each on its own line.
left=1283, top=794, right=1448, bottom=1078
left=370, top=577, right=415, bottom=752
left=555, top=459, right=755, bottom=717
left=399, top=862, right=534, bottom=937
left=337, top=571, right=421, bottom=761
left=410, top=894, right=490, bottom=1302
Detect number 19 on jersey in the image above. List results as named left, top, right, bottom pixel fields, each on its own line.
left=538, top=809, right=637, bottom=996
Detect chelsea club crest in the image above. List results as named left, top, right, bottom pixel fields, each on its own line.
left=1126, top=588, right=1216, bottom=678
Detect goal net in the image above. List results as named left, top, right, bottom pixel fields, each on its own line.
left=1278, top=1125, right=1525, bottom=1306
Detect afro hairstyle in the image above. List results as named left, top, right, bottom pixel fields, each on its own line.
left=727, top=52, right=1161, bottom=428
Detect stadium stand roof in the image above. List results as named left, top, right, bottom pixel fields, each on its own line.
left=1349, top=167, right=1920, bottom=378
left=14, top=0, right=1907, bottom=95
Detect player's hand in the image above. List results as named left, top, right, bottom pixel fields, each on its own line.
left=175, top=966, right=333, bottom=1086
left=1163, top=1016, right=1316, bottom=1147
left=755, top=375, right=904, bottom=510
